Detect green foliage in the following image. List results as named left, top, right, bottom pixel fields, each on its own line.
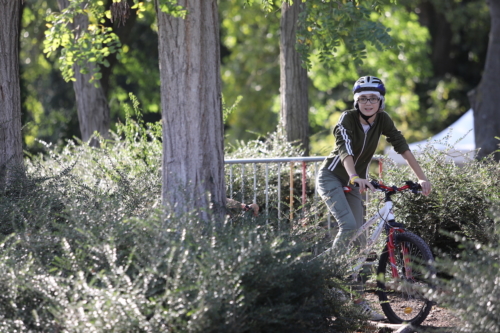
left=43, top=0, right=185, bottom=85
left=220, top=1, right=437, bottom=152
left=400, top=0, right=489, bottom=63
left=222, top=94, right=243, bottom=125
left=395, top=0, right=488, bottom=137
left=251, top=0, right=396, bottom=67
left=307, top=5, right=434, bottom=152
left=117, top=93, right=162, bottom=143
left=220, top=0, right=281, bottom=145
left=370, top=139, right=500, bottom=253
left=99, top=1, right=162, bottom=128
left=107, top=29, right=161, bottom=119
left=428, top=208, right=500, bottom=333
left=44, top=0, right=122, bottom=83
left=0, top=119, right=367, bottom=332
left=297, top=0, right=395, bottom=68
left=21, top=0, right=80, bottom=150
left=21, top=0, right=162, bottom=152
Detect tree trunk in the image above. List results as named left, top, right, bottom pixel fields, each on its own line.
left=416, top=1, right=455, bottom=76
left=280, top=0, right=309, bottom=155
left=0, top=0, right=24, bottom=189
left=471, top=0, right=500, bottom=160
left=156, top=0, right=226, bottom=220
left=58, top=0, right=110, bottom=147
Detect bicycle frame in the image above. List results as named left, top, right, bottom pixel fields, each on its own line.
left=337, top=181, right=433, bottom=325
left=348, top=189, right=408, bottom=280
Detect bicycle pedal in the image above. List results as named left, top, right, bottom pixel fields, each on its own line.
left=363, top=261, right=377, bottom=266
left=366, top=252, right=378, bottom=262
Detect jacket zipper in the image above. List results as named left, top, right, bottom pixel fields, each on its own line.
left=354, top=131, right=367, bottom=166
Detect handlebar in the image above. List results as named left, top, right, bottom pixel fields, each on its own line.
left=370, top=180, right=422, bottom=194
left=343, top=180, right=422, bottom=194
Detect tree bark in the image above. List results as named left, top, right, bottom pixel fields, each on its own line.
left=156, top=0, right=226, bottom=220
left=58, top=0, right=110, bottom=147
left=0, top=0, right=24, bottom=189
left=280, top=0, right=309, bottom=155
left=471, top=0, right=500, bottom=160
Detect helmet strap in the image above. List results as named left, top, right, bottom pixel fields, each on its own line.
left=355, top=105, right=375, bottom=128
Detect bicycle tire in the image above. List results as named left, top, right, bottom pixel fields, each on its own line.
left=376, top=231, right=435, bottom=325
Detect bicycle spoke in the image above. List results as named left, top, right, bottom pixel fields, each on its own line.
left=376, top=232, right=435, bottom=325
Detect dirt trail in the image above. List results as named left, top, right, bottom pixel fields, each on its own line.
left=361, top=291, right=462, bottom=332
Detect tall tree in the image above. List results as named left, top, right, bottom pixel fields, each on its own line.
left=414, top=1, right=454, bottom=77
left=156, top=0, right=226, bottom=219
left=230, top=0, right=395, bottom=152
left=57, top=0, right=110, bottom=146
left=280, top=0, right=309, bottom=155
left=398, top=0, right=489, bottom=138
left=471, top=0, right=500, bottom=160
left=0, top=0, right=24, bottom=189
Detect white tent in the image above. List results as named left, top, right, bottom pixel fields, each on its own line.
left=385, top=109, right=476, bottom=164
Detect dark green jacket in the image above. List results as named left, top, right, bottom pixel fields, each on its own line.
left=320, top=109, right=410, bottom=185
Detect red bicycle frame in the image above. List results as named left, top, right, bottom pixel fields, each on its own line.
left=343, top=180, right=421, bottom=281
left=376, top=183, right=415, bottom=280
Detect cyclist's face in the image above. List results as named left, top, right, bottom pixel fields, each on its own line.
left=358, top=94, right=380, bottom=117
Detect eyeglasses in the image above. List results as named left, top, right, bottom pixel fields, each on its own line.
left=358, top=97, right=380, bottom=104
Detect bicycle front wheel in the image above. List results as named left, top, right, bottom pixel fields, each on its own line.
left=376, top=231, right=435, bottom=325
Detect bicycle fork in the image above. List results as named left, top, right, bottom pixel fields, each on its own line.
left=388, top=228, right=413, bottom=280
left=381, top=194, right=414, bottom=281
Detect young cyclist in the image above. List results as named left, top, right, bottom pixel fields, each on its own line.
left=317, top=76, right=431, bottom=320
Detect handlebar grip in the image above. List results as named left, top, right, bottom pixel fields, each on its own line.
left=404, top=181, right=422, bottom=194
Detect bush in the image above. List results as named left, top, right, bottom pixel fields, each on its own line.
left=428, top=207, right=500, bottom=333
left=0, top=111, right=366, bottom=332
left=373, top=142, right=500, bottom=253
left=0, top=184, right=364, bottom=332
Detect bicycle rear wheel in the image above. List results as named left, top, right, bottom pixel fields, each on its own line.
left=376, top=231, right=435, bottom=325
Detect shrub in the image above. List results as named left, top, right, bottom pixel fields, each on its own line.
left=428, top=207, right=500, bottom=333
left=0, top=190, right=365, bottom=332
left=0, top=111, right=366, bottom=332
left=372, top=142, right=500, bottom=253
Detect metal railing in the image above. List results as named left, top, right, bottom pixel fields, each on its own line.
left=224, top=155, right=385, bottom=226
left=225, top=157, right=324, bottom=222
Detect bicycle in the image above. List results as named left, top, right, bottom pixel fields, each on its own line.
left=341, top=179, right=435, bottom=325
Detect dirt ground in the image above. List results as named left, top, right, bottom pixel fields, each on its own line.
left=417, top=304, right=462, bottom=331
left=362, top=291, right=462, bottom=333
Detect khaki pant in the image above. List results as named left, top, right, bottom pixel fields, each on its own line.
left=316, top=168, right=366, bottom=255
left=317, top=168, right=370, bottom=295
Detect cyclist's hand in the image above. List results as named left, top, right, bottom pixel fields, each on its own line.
left=353, top=178, right=375, bottom=192
left=418, top=179, right=431, bottom=196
